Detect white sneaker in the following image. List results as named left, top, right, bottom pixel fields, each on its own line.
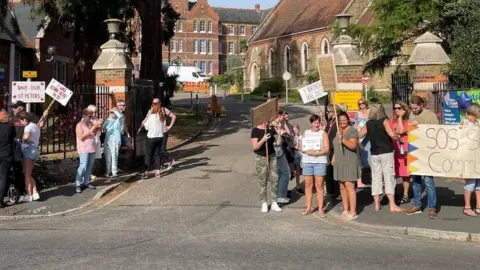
left=20, top=195, right=32, bottom=202
left=271, top=202, right=282, bottom=212
left=32, top=193, right=40, bottom=201
left=261, top=202, right=268, bottom=213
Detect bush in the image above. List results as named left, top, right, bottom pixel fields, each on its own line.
left=253, top=79, right=284, bottom=95
left=367, top=86, right=392, bottom=104
left=306, top=70, right=320, bottom=84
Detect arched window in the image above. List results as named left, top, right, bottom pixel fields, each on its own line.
left=322, top=39, right=330, bottom=55
left=268, top=49, right=274, bottom=78
left=284, top=46, right=290, bottom=72
left=301, top=43, right=308, bottom=74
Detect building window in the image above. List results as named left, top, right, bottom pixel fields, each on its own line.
left=228, top=42, right=234, bottom=54
left=199, top=61, right=206, bottom=73
left=301, top=43, right=308, bottom=74
left=268, top=49, right=273, bottom=78
left=173, top=23, right=176, bottom=32
left=219, top=23, right=223, bottom=35
left=193, top=20, right=198, bottom=32
left=193, top=40, right=198, bottom=54
left=171, top=39, right=176, bottom=52
left=208, top=40, right=213, bottom=54
left=178, top=40, right=183, bottom=52
left=207, top=61, right=213, bottom=74
left=252, top=26, right=257, bottom=34
left=284, top=46, right=290, bottom=72
left=200, top=21, right=206, bottom=32
left=228, top=25, right=234, bottom=35
left=208, top=21, right=213, bottom=33
left=322, top=39, right=330, bottom=55
left=193, top=61, right=198, bottom=67
left=178, top=21, right=183, bottom=32
left=200, top=40, right=206, bottom=54
left=240, top=25, right=246, bottom=36
left=219, top=41, right=223, bottom=54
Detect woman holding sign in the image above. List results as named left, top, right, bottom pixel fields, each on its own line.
left=332, top=112, right=360, bottom=220
left=298, top=115, right=329, bottom=217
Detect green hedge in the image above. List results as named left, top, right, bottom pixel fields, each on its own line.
left=253, top=80, right=284, bottom=95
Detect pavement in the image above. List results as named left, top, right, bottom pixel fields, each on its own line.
left=0, top=94, right=479, bottom=268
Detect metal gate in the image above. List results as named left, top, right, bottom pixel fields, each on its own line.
left=391, top=72, right=412, bottom=107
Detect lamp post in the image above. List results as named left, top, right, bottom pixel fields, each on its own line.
left=104, top=19, right=122, bottom=40
left=335, top=14, right=352, bottom=34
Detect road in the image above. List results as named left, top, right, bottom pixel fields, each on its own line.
left=0, top=98, right=478, bottom=269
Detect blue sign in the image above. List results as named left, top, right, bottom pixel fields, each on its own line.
left=0, top=68, right=4, bottom=84
left=442, top=91, right=461, bottom=124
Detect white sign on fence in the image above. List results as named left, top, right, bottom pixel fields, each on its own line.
left=11, top=81, right=45, bottom=103
left=298, top=81, right=327, bottom=104
left=45, top=78, right=73, bottom=106
left=408, top=124, right=480, bottom=178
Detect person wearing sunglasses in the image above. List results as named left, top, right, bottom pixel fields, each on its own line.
left=354, top=99, right=370, bottom=188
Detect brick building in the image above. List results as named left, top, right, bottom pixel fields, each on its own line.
left=153, top=0, right=271, bottom=76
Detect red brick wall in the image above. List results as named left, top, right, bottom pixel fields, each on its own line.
left=336, top=65, right=363, bottom=83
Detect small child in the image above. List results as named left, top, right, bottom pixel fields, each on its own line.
left=102, top=109, right=122, bottom=177
left=293, top=124, right=304, bottom=195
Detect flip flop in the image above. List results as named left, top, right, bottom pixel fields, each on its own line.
left=301, top=208, right=313, bottom=216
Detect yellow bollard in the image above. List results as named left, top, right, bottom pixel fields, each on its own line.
left=220, top=105, right=226, bottom=117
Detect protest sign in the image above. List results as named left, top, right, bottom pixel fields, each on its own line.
left=408, top=124, right=480, bottom=178
left=250, top=98, right=278, bottom=127
left=442, top=90, right=480, bottom=124
left=298, top=81, right=328, bottom=104
left=302, top=138, right=322, bottom=151
left=45, top=78, right=73, bottom=106
left=317, top=55, right=337, bottom=91
left=333, top=91, right=362, bottom=111
left=11, top=81, right=45, bottom=103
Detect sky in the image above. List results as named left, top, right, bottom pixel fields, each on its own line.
left=207, top=0, right=279, bottom=9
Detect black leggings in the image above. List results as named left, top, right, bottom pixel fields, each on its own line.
left=144, top=137, right=163, bottom=171
left=160, top=132, right=171, bottom=165
left=0, top=158, right=11, bottom=203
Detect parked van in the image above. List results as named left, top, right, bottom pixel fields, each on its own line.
left=167, top=66, right=210, bottom=83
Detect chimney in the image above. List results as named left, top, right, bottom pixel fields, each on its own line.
left=255, top=4, right=260, bottom=11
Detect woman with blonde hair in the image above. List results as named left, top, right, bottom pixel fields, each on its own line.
left=360, top=104, right=402, bottom=212
left=355, top=98, right=370, bottom=188
left=18, top=112, right=41, bottom=201
left=143, top=102, right=166, bottom=178
left=390, top=101, right=411, bottom=204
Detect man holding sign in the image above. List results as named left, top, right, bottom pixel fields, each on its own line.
left=406, top=96, right=439, bottom=219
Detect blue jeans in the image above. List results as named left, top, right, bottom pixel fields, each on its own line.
left=76, top=153, right=95, bottom=187
left=277, top=153, right=291, bottom=199
left=412, top=175, right=437, bottom=209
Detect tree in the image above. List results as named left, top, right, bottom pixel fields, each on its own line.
left=342, top=0, right=480, bottom=84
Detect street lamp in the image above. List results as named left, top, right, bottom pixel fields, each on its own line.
left=335, top=14, right=352, bottom=34
left=45, top=45, right=57, bottom=62
left=104, top=18, right=122, bottom=40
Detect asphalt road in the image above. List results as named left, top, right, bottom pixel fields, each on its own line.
left=0, top=99, right=478, bottom=269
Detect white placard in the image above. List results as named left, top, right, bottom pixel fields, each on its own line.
left=302, top=138, right=322, bottom=151
left=11, top=81, right=45, bottom=103
left=298, top=81, right=328, bottom=104
left=45, top=78, right=73, bottom=106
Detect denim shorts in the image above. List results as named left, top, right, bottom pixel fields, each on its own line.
left=121, top=134, right=129, bottom=145
left=301, top=162, right=327, bottom=176
left=22, top=145, right=39, bottom=161
left=465, top=179, right=480, bottom=192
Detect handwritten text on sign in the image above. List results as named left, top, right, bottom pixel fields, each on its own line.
left=250, top=98, right=278, bottom=128
left=408, top=124, right=480, bottom=178
left=45, top=78, right=73, bottom=106
left=298, top=81, right=328, bottom=104
left=11, top=81, right=45, bottom=103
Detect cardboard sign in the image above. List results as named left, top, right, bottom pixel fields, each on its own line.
left=298, top=81, right=328, bottom=104
left=333, top=91, right=362, bottom=111
left=408, top=124, right=480, bottom=178
left=317, top=54, right=337, bottom=91
left=45, top=78, right=73, bottom=106
left=11, top=81, right=46, bottom=103
left=250, top=98, right=278, bottom=128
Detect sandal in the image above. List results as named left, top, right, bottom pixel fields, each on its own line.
left=476, top=208, right=480, bottom=215
left=375, top=204, right=382, bottom=212
left=400, top=195, right=410, bottom=204
left=317, top=211, right=326, bottom=218
left=155, top=171, right=161, bottom=178
left=341, top=211, right=350, bottom=219
left=301, top=208, right=313, bottom=216
left=464, top=208, right=477, bottom=217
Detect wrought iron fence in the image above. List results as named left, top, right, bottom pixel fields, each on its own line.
left=391, top=72, right=413, bottom=109
left=432, top=82, right=480, bottom=124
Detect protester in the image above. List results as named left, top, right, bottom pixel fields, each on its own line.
left=251, top=122, right=283, bottom=213
left=284, top=112, right=296, bottom=183
left=324, top=104, right=342, bottom=197
left=332, top=112, right=360, bottom=220
left=298, top=114, right=329, bottom=217
left=75, top=109, right=101, bottom=193
left=360, top=104, right=403, bottom=213
left=102, top=109, right=122, bottom=178
left=354, top=99, right=370, bottom=188
left=87, top=105, right=102, bottom=180
left=390, top=101, right=411, bottom=204
left=460, top=103, right=480, bottom=216
left=292, top=124, right=304, bottom=195
left=0, top=109, right=15, bottom=207
left=116, top=100, right=133, bottom=151
left=18, top=112, right=41, bottom=202
left=273, top=111, right=291, bottom=204
left=406, top=96, right=439, bottom=219
left=158, top=99, right=176, bottom=171
left=142, top=102, right=165, bottom=179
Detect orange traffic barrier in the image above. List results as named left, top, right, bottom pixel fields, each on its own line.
left=184, top=82, right=210, bottom=93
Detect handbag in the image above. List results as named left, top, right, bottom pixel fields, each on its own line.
left=13, top=139, right=23, bottom=162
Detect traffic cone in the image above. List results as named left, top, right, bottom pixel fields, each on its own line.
left=207, top=104, right=212, bottom=114
left=220, top=105, right=226, bottom=117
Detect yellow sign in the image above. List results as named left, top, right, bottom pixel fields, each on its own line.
left=333, top=91, right=362, bottom=111
left=250, top=98, right=278, bottom=127
left=22, top=71, right=37, bottom=78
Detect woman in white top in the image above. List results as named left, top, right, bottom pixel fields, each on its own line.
left=143, top=102, right=165, bottom=179
left=18, top=112, right=40, bottom=202
left=298, top=114, right=330, bottom=217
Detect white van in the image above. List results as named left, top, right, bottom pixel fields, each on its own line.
left=167, top=66, right=210, bottom=83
